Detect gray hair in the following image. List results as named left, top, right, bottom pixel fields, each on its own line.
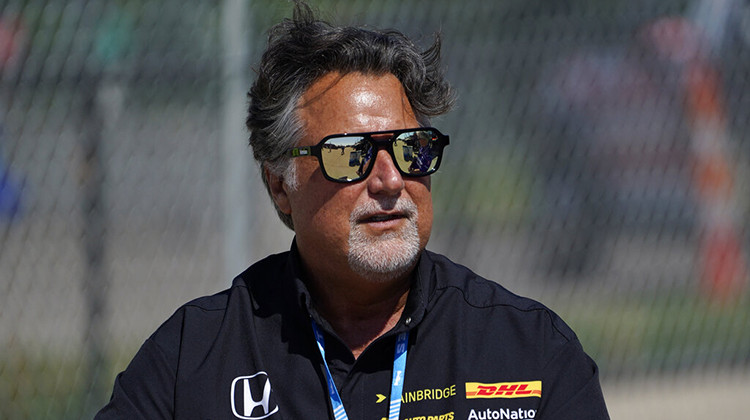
left=246, top=1, right=456, bottom=230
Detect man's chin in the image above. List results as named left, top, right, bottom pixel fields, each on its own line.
left=347, top=235, right=420, bottom=282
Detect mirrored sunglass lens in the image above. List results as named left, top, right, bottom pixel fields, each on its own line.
left=393, top=130, right=440, bottom=175
left=319, top=136, right=372, bottom=181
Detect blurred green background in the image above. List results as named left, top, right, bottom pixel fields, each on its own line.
left=1, top=0, right=749, bottom=418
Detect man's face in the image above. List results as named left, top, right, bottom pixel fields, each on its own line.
left=267, top=72, right=433, bottom=282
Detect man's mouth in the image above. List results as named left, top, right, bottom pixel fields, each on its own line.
left=361, top=213, right=406, bottom=224
left=350, top=198, right=418, bottom=227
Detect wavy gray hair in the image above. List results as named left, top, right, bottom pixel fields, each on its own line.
left=246, top=1, right=456, bottom=230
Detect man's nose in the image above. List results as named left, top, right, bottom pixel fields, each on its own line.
left=367, top=148, right=405, bottom=195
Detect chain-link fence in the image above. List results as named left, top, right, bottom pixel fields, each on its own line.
left=1, top=0, right=749, bottom=418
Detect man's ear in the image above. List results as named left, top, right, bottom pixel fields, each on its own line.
left=265, top=166, right=292, bottom=215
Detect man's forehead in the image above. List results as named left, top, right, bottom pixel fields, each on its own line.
left=298, top=71, right=404, bottom=106
left=297, top=72, right=417, bottom=139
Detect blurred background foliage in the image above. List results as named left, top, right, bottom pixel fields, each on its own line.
left=0, top=0, right=748, bottom=418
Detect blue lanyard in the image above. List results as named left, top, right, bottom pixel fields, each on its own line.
left=311, top=320, right=409, bottom=420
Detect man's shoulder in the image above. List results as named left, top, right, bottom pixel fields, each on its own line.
left=424, top=250, right=577, bottom=341
left=145, top=251, right=293, bottom=366
left=425, top=250, right=542, bottom=309
left=180, top=250, right=291, bottom=313
left=147, top=250, right=290, bottom=340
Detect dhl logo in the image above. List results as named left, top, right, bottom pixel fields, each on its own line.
left=465, top=381, right=542, bottom=399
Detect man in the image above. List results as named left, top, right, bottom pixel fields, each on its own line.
left=97, top=2, right=609, bottom=419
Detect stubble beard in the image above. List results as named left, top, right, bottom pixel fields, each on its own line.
left=347, top=198, right=421, bottom=282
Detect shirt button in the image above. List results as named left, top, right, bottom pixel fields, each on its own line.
left=405, top=317, right=412, bottom=325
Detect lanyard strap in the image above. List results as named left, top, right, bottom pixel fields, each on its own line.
left=311, top=320, right=410, bottom=420
left=388, top=330, right=409, bottom=420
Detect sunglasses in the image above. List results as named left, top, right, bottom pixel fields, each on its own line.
left=287, top=127, right=449, bottom=183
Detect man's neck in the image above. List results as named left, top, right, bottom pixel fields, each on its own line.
left=307, top=269, right=412, bottom=359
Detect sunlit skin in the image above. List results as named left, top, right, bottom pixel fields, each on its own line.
left=265, top=72, right=433, bottom=357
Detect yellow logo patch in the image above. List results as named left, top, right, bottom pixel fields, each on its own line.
left=465, top=381, right=542, bottom=399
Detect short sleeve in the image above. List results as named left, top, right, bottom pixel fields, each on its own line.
left=94, top=309, right=184, bottom=419
left=537, top=338, right=610, bottom=420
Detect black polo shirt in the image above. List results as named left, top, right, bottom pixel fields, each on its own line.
left=96, top=245, right=609, bottom=420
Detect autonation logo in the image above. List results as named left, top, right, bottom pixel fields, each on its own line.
left=230, top=372, right=279, bottom=419
left=468, top=408, right=536, bottom=420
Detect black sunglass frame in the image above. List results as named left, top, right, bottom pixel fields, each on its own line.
left=287, top=127, right=450, bottom=183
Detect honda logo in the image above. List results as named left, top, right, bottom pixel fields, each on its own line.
left=230, top=372, right=279, bottom=419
